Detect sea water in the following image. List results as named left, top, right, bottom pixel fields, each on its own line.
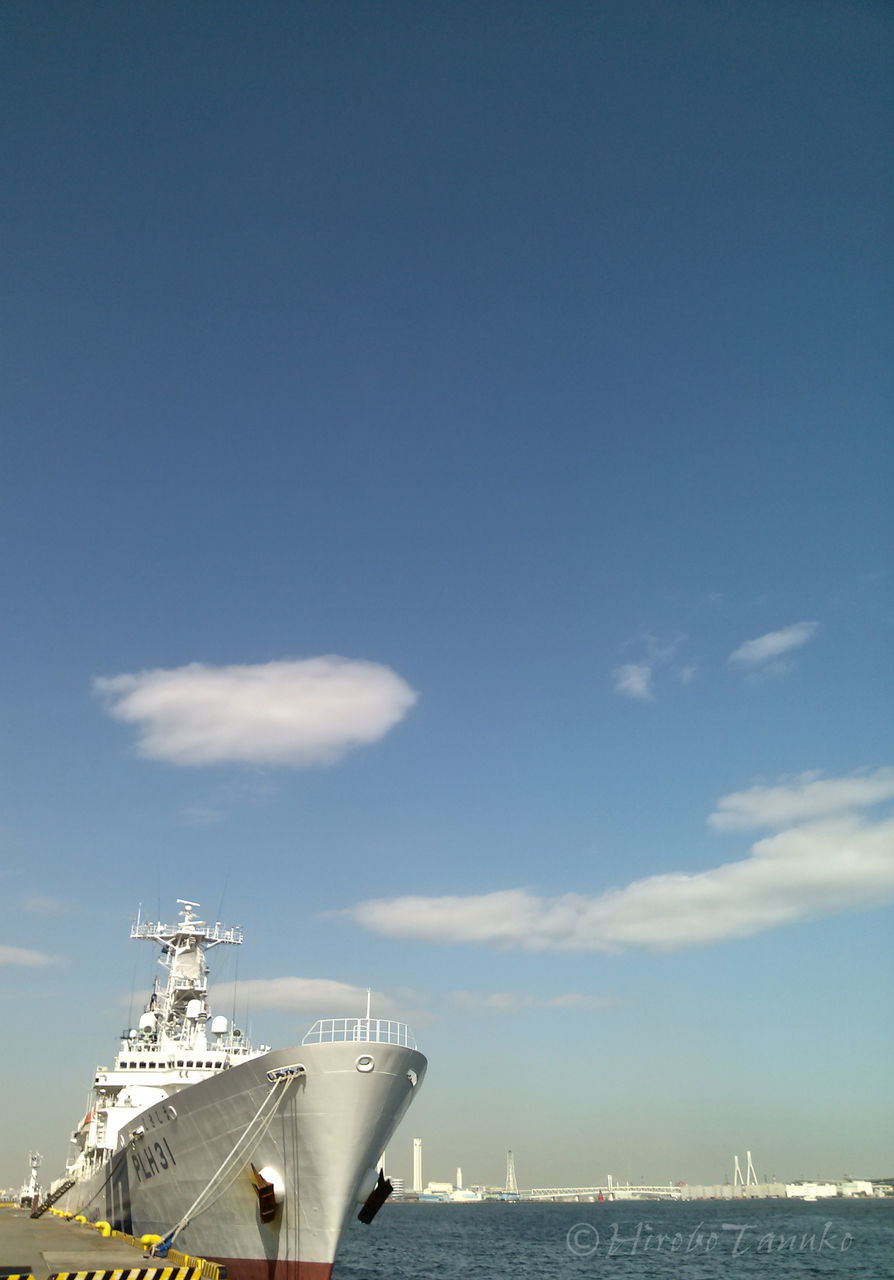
left=336, top=1199, right=894, bottom=1279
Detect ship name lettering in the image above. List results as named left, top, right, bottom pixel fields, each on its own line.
left=132, top=1141, right=174, bottom=1181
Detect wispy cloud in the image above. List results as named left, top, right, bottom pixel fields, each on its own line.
left=211, top=977, right=602, bottom=1021
left=613, top=662, right=653, bottom=701
left=341, top=768, right=894, bottom=952
left=0, top=944, right=55, bottom=966
left=613, top=633, right=691, bottom=701
left=729, top=621, right=819, bottom=670
left=181, top=776, right=278, bottom=826
left=94, top=657, right=417, bottom=767
left=708, top=767, right=894, bottom=831
left=20, top=894, right=70, bottom=915
left=182, top=805, right=226, bottom=826
left=213, top=976, right=405, bottom=1018
left=448, top=990, right=612, bottom=1012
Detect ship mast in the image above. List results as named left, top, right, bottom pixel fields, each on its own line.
left=130, top=899, right=242, bottom=1051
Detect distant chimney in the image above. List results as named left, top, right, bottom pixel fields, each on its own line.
left=413, top=1137, right=423, bottom=1193
left=456, top=1166, right=463, bottom=1190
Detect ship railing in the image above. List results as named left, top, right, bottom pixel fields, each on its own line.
left=302, top=1018, right=416, bottom=1049
left=130, top=920, right=243, bottom=946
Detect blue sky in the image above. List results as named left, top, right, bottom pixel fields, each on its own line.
left=1, top=1, right=891, bottom=1191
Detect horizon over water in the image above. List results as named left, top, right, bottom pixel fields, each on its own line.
left=336, top=1199, right=894, bottom=1278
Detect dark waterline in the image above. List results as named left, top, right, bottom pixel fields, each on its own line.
left=336, top=1199, right=894, bottom=1279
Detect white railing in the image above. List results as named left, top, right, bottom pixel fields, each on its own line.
left=302, top=1018, right=416, bottom=1049
left=131, top=920, right=243, bottom=945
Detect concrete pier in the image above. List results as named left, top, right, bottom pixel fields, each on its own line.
left=0, top=1207, right=179, bottom=1280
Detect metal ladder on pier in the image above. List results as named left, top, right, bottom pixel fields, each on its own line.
left=30, top=1179, right=76, bottom=1218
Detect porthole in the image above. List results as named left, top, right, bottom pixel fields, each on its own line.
left=166, top=1105, right=177, bottom=1120
left=355, top=1054, right=375, bottom=1073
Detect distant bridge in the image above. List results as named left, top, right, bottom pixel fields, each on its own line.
left=522, top=1185, right=683, bottom=1201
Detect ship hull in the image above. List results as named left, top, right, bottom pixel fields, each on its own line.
left=55, top=1041, right=426, bottom=1278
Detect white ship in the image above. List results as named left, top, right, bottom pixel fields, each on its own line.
left=49, top=900, right=426, bottom=1279
left=20, top=1150, right=42, bottom=1208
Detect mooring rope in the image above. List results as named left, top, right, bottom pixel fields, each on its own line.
left=156, top=1073, right=296, bottom=1252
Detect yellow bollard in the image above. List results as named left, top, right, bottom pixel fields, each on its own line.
left=96, top=1221, right=112, bottom=1237
left=74, top=1215, right=87, bottom=1223
left=141, top=1234, right=162, bottom=1247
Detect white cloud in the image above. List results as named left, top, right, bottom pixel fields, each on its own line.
left=211, top=976, right=605, bottom=1021
left=94, top=657, right=417, bottom=767
left=0, top=944, right=55, bottom=966
left=342, top=768, right=894, bottom=952
left=212, top=976, right=409, bottom=1019
left=614, top=633, right=690, bottom=701
left=729, top=621, right=819, bottom=667
left=613, top=662, right=653, bottom=700
left=708, top=767, right=894, bottom=831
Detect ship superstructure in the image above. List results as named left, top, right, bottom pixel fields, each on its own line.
left=20, top=1151, right=42, bottom=1207
left=67, top=901, right=266, bottom=1184
left=51, top=900, right=426, bottom=1280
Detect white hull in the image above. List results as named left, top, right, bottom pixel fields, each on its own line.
left=56, top=1039, right=426, bottom=1279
